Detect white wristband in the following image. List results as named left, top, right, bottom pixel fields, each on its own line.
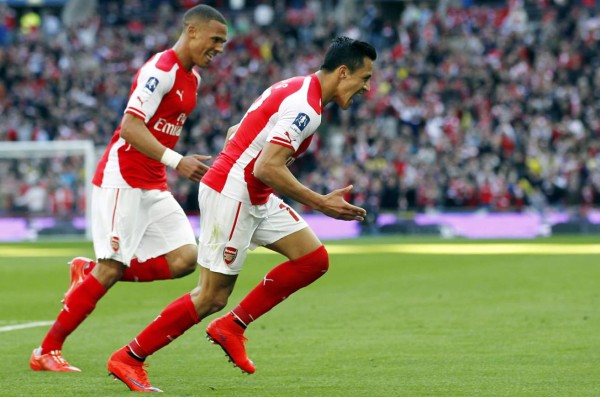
left=160, top=148, right=183, bottom=169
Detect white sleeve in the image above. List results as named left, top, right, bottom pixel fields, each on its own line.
left=267, top=96, right=318, bottom=152
left=124, top=64, right=175, bottom=123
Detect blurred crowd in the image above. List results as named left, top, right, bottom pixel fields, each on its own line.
left=1, top=0, right=600, bottom=220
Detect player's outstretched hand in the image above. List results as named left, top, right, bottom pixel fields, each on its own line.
left=176, top=154, right=212, bottom=182
left=320, top=185, right=367, bottom=221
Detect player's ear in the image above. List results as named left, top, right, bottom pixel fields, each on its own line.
left=338, top=65, right=348, bottom=80
left=186, top=23, right=197, bottom=38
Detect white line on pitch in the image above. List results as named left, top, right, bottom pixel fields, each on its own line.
left=0, top=321, right=53, bottom=332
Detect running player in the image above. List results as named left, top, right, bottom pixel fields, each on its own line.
left=29, top=5, right=228, bottom=379
left=107, top=36, right=376, bottom=392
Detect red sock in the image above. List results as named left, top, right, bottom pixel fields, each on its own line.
left=232, top=245, right=329, bottom=326
left=128, top=293, right=199, bottom=359
left=121, top=255, right=173, bottom=282
left=40, top=275, right=107, bottom=353
left=82, top=256, right=172, bottom=282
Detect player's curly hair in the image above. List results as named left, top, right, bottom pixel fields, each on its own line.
left=183, top=4, right=226, bottom=26
left=320, top=37, right=377, bottom=72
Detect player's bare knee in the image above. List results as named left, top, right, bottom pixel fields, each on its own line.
left=169, top=244, right=198, bottom=278
left=93, top=259, right=124, bottom=288
left=174, top=260, right=197, bottom=278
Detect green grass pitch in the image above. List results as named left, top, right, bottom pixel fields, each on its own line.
left=1, top=236, right=600, bottom=396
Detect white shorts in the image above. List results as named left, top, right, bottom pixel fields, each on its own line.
left=197, top=183, right=308, bottom=275
left=92, top=186, right=196, bottom=266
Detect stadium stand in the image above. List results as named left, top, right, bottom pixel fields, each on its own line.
left=1, top=0, right=599, bottom=231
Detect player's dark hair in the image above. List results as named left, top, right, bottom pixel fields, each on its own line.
left=320, top=37, right=377, bottom=72
left=183, top=4, right=226, bottom=26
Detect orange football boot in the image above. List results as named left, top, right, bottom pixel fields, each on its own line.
left=30, top=348, right=81, bottom=372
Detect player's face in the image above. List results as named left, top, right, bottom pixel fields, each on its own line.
left=189, top=19, right=228, bottom=68
left=334, top=57, right=374, bottom=110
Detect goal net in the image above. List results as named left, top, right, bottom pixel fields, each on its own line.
left=0, top=140, right=95, bottom=241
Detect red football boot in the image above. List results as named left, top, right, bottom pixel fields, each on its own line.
left=107, top=347, right=162, bottom=393
left=62, top=257, right=95, bottom=303
left=206, top=313, right=256, bottom=374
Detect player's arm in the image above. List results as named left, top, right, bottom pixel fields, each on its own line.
left=223, top=123, right=240, bottom=150
left=253, top=142, right=366, bottom=221
left=120, top=114, right=211, bottom=182
left=120, top=114, right=172, bottom=161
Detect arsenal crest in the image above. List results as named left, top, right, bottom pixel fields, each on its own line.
left=223, top=246, right=238, bottom=265
left=111, top=236, right=120, bottom=252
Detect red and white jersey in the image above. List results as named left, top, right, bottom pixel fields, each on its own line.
left=93, top=49, right=201, bottom=191
left=202, top=74, right=323, bottom=205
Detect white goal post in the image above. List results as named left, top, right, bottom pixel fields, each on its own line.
left=0, top=140, right=95, bottom=240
